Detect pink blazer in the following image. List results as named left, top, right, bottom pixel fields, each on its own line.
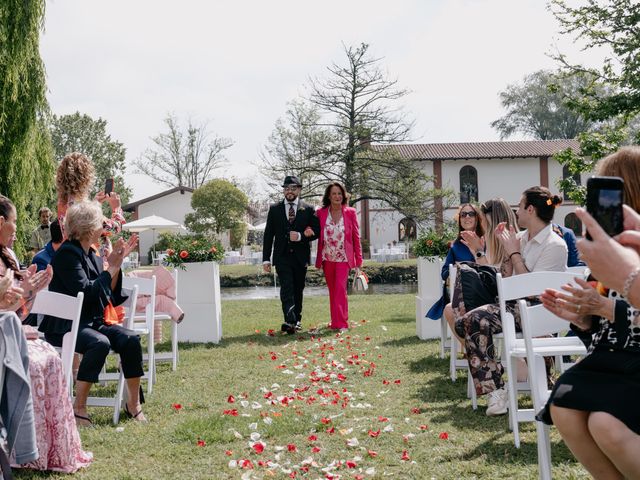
left=315, top=206, right=363, bottom=269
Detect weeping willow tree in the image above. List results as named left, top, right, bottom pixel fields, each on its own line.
left=0, top=1, right=56, bottom=258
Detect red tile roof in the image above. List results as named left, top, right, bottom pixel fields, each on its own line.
left=370, top=139, right=579, bottom=160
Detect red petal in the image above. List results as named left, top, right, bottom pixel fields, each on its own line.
left=439, top=432, right=449, bottom=440
left=227, top=395, right=236, bottom=403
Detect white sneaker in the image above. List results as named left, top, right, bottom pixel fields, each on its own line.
left=486, top=387, right=508, bottom=416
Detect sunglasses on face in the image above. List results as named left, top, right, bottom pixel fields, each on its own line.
left=283, top=186, right=300, bottom=192
left=460, top=211, right=477, bottom=218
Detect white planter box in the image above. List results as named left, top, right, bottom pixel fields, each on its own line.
left=416, top=256, right=444, bottom=339
left=177, top=261, right=222, bottom=343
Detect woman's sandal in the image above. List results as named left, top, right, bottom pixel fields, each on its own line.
left=124, top=403, right=148, bottom=423
left=74, top=413, right=93, bottom=428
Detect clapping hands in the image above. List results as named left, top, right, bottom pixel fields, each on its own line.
left=495, top=222, right=520, bottom=255
left=106, top=235, right=139, bottom=270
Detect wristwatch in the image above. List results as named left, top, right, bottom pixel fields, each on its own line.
left=475, top=251, right=485, bottom=259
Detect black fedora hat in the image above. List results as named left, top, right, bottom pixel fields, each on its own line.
left=282, top=175, right=302, bottom=187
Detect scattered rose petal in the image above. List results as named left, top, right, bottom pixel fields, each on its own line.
left=411, top=407, right=421, bottom=414
left=368, top=429, right=380, bottom=438
left=346, top=437, right=359, bottom=447
left=197, top=439, right=206, bottom=447
left=171, top=403, right=182, bottom=411
left=346, top=460, right=357, bottom=468
left=307, top=435, right=317, bottom=442
left=225, top=450, right=233, bottom=456
left=401, top=450, right=410, bottom=461
left=420, top=424, right=428, bottom=430
left=439, top=432, right=449, bottom=440
left=251, top=442, right=265, bottom=454
left=312, top=446, right=321, bottom=453
left=287, top=444, right=297, bottom=452
left=367, top=449, right=378, bottom=457
left=227, top=395, right=236, bottom=403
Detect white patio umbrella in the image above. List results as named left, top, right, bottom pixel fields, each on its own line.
left=122, top=215, right=186, bottom=254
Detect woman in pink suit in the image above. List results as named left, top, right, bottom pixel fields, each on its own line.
left=315, top=182, right=363, bottom=331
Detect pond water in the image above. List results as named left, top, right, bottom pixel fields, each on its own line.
left=221, top=283, right=418, bottom=300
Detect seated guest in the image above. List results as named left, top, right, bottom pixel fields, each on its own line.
left=552, top=223, right=585, bottom=267
left=443, top=198, right=518, bottom=343
left=31, top=220, right=63, bottom=272
left=38, top=200, right=145, bottom=425
left=0, top=196, right=53, bottom=319
left=536, top=146, right=640, bottom=478
left=454, top=187, right=567, bottom=416
left=427, top=203, right=484, bottom=322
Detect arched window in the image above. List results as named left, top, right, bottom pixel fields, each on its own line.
left=459, top=166, right=478, bottom=203
left=398, top=218, right=417, bottom=242
left=564, top=212, right=582, bottom=237
left=562, top=165, right=581, bottom=201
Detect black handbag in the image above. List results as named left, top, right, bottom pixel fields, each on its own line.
left=455, top=261, right=499, bottom=311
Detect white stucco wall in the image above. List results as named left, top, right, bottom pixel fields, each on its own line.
left=136, top=190, right=193, bottom=264
left=367, top=155, right=593, bottom=248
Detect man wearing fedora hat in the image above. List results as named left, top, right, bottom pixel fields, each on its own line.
left=263, top=176, right=320, bottom=334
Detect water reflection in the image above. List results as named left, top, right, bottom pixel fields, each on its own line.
left=221, top=283, right=417, bottom=300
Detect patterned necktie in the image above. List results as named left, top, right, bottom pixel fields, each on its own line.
left=288, top=203, right=295, bottom=224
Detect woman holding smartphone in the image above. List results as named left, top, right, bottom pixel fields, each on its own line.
left=538, top=147, right=640, bottom=479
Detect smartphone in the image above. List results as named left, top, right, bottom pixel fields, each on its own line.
left=585, top=175, right=624, bottom=239
left=105, top=178, right=114, bottom=195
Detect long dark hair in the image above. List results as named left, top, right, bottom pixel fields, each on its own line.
left=455, top=203, right=484, bottom=240
left=522, top=186, right=562, bottom=223
left=0, top=196, right=21, bottom=280
left=321, top=182, right=349, bottom=208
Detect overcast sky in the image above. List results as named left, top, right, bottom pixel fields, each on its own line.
left=40, top=0, right=597, bottom=202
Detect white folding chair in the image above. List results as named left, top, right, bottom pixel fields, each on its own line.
left=518, top=300, right=588, bottom=480
left=153, top=269, right=179, bottom=372
left=123, top=269, right=179, bottom=384
left=30, top=290, right=84, bottom=397
left=84, top=285, right=140, bottom=424
left=122, top=276, right=157, bottom=392
left=498, top=271, right=587, bottom=448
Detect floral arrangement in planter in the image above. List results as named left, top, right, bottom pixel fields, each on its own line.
left=161, top=233, right=225, bottom=269
left=412, top=227, right=456, bottom=261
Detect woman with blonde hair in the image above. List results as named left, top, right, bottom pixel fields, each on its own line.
left=39, top=201, right=145, bottom=425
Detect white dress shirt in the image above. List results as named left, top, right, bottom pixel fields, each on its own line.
left=517, top=224, right=568, bottom=272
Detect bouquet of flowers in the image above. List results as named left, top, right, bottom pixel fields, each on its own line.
left=161, top=233, right=225, bottom=269
left=412, top=228, right=455, bottom=261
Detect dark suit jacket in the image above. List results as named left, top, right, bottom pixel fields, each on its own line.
left=262, top=200, right=320, bottom=267
left=38, top=239, right=127, bottom=336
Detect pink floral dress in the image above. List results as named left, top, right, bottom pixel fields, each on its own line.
left=18, top=336, right=92, bottom=472
left=322, top=214, right=347, bottom=263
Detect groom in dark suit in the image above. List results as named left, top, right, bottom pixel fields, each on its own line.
left=263, top=176, right=320, bottom=334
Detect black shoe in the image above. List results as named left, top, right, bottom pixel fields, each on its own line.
left=281, top=323, right=295, bottom=334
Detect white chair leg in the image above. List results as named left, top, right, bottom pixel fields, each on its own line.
left=171, top=321, right=178, bottom=371
left=439, top=317, right=448, bottom=359
left=147, top=332, right=154, bottom=394
left=536, top=422, right=552, bottom=480
left=450, top=335, right=458, bottom=382
left=113, top=372, right=126, bottom=425
left=467, top=367, right=477, bottom=410
left=506, top=356, right=521, bottom=447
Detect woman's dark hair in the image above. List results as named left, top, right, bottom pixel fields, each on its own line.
left=0, top=196, right=22, bottom=280
left=455, top=203, right=484, bottom=239
left=321, top=182, right=349, bottom=208
left=522, top=186, right=562, bottom=223
left=50, top=220, right=63, bottom=244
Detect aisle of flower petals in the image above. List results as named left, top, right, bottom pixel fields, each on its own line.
left=213, top=321, right=450, bottom=479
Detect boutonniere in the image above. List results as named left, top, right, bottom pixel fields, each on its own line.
left=298, top=206, right=306, bottom=212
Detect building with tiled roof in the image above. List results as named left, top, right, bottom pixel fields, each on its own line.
left=358, top=139, right=586, bottom=251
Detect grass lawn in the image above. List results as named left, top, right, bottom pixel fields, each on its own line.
left=15, top=293, right=588, bottom=479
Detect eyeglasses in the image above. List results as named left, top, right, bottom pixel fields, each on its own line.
left=460, top=211, right=477, bottom=218
left=283, top=186, right=300, bottom=192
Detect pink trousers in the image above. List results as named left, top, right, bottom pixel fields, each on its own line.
left=323, top=261, right=350, bottom=329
